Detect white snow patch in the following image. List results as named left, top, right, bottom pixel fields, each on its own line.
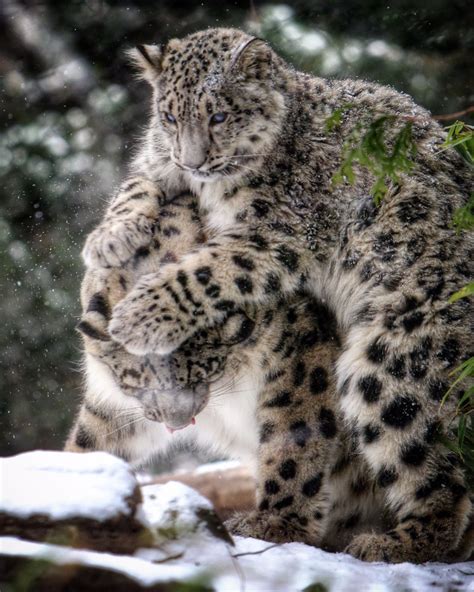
left=0, top=537, right=198, bottom=586
left=0, top=450, right=137, bottom=521
left=141, top=481, right=212, bottom=530
left=113, top=481, right=474, bottom=591
left=3, top=531, right=473, bottom=592
left=2, top=455, right=473, bottom=591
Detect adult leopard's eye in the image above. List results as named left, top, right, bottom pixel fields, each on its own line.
left=164, top=112, right=176, bottom=124
left=209, top=112, right=227, bottom=125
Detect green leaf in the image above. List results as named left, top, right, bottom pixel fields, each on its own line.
left=324, top=103, right=354, bottom=132
left=449, top=282, right=474, bottom=303
left=442, top=357, right=474, bottom=403
left=440, top=121, right=474, bottom=165
left=458, top=415, right=467, bottom=449
left=441, top=354, right=474, bottom=484
left=458, top=385, right=474, bottom=409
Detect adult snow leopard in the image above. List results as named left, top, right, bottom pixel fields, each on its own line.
left=81, top=29, right=473, bottom=562
left=69, top=183, right=365, bottom=554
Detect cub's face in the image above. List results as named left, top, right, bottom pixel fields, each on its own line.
left=129, top=28, right=285, bottom=183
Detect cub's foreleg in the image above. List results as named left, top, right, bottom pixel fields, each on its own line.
left=82, top=176, right=164, bottom=268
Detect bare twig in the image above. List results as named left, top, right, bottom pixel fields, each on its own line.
left=232, top=543, right=281, bottom=558
left=249, top=0, right=260, bottom=25
left=228, top=546, right=246, bottom=592
left=153, top=550, right=185, bottom=564
left=433, top=106, right=474, bottom=121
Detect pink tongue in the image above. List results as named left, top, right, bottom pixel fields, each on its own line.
left=166, top=417, right=196, bottom=434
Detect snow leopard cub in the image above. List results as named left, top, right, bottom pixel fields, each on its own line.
left=82, top=29, right=473, bottom=563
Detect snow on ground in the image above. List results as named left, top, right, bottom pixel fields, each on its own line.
left=1, top=452, right=472, bottom=591
left=2, top=526, right=473, bottom=592
left=2, top=470, right=473, bottom=592
left=0, top=536, right=198, bottom=586
left=0, top=450, right=137, bottom=520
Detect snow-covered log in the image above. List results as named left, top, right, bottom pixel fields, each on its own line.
left=144, top=460, right=256, bottom=519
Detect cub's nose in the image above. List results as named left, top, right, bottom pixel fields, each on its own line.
left=144, top=408, right=162, bottom=422
left=180, top=158, right=207, bottom=172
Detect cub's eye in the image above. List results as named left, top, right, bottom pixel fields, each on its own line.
left=164, top=112, right=176, bottom=124
left=209, top=112, right=228, bottom=125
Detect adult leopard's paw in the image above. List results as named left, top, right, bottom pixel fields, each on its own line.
left=225, top=511, right=311, bottom=545
left=345, top=533, right=404, bottom=563
left=82, top=214, right=156, bottom=268
left=108, top=271, right=199, bottom=356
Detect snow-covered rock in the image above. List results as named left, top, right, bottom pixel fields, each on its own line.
left=1, top=451, right=138, bottom=521
left=0, top=450, right=152, bottom=553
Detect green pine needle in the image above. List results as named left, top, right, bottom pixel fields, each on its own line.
left=452, top=192, right=474, bottom=234
left=328, top=113, right=417, bottom=206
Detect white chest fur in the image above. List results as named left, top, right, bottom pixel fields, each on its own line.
left=196, top=181, right=240, bottom=234
left=191, top=363, right=261, bottom=470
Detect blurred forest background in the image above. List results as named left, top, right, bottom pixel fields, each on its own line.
left=0, top=0, right=473, bottom=456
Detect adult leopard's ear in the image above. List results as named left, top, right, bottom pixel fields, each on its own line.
left=126, top=44, right=164, bottom=84
left=220, top=311, right=256, bottom=345
left=229, top=37, right=273, bottom=80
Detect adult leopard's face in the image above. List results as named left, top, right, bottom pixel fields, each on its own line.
left=156, top=312, right=256, bottom=428
left=149, top=328, right=229, bottom=429
left=129, top=28, right=285, bottom=183
left=108, top=311, right=256, bottom=431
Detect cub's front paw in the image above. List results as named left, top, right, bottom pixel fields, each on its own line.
left=225, top=511, right=311, bottom=545
left=82, top=215, right=156, bottom=268
left=108, top=271, right=201, bottom=355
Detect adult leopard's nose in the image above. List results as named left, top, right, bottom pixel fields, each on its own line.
left=144, top=407, right=162, bottom=422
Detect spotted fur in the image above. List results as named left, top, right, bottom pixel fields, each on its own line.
left=81, top=29, right=473, bottom=563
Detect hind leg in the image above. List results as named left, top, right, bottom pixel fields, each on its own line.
left=336, top=316, right=471, bottom=563
left=322, top=435, right=389, bottom=552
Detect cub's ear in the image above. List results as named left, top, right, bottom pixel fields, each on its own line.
left=229, top=37, right=272, bottom=80
left=125, top=44, right=163, bottom=84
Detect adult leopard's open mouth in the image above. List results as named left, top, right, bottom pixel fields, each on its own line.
left=165, top=416, right=196, bottom=434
